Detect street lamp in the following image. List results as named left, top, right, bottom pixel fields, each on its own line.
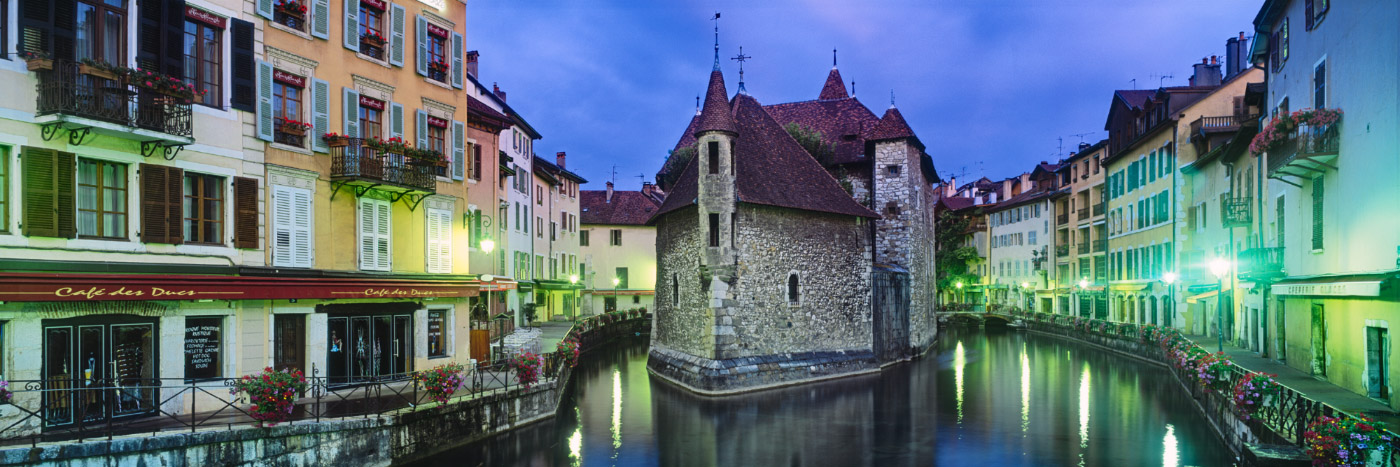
left=612, top=277, right=621, bottom=312
left=480, top=238, right=495, bottom=254
left=569, top=275, right=579, bottom=321
left=1163, top=272, right=1178, bottom=329
left=1209, top=258, right=1230, bottom=353
left=956, top=281, right=963, bottom=307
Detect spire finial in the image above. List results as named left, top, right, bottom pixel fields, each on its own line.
left=890, top=90, right=896, bottom=108
left=711, top=12, right=721, bottom=70
left=696, top=95, right=701, bottom=115
left=833, top=48, right=837, bottom=68
left=731, top=46, right=752, bottom=94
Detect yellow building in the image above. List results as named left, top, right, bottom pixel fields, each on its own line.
left=530, top=153, right=586, bottom=321
left=580, top=182, right=663, bottom=314
left=1053, top=140, right=1108, bottom=318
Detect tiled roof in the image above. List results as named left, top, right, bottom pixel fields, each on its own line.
left=581, top=190, right=660, bottom=226
left=467, top=96, right=510, bottom=129
left=696, top=70, right=737, bottom=135
left=532, top=155, right=588, bottom=183
left=984, top=189, right=1059, bottom=213
left=1115, top=89, right=1157, bottom=109
left=936, top=196, right=975, bottom=211
left=867, top=106, right=919, bottom=144
left=763, top=97, right=879, bottom=166
left=653, top=92, right=879, bottom=221
left=672, top=113, right=700, bottom=153
left=818, top=67, right=848, bottom=100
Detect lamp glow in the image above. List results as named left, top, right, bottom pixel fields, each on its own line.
left=1021, top=282, right=1030, bottom=289
left=569, top=274, right=579, bottom=284
left=1078, top=279, right=1088, bottom=289
left=613, top=277, right=621, bottom=286
left=956, top=282, right=963, bottom=289
left=480, top=238, right=495, bottom=254
left=1209, top=258, right=1229, bottom=278
left=1163, top=272, right=1179, bottom=285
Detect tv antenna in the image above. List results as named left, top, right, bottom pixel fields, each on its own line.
left=1156, top=73, right=1174, bottom=87
left=1070, top=132, right=1095, bottom=145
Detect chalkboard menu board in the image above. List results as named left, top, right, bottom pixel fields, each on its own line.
left=185, top=317, right=222, bottom=380
left=427, top=311, right=446, bottom=357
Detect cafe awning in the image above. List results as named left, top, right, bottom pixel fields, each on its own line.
left=0, top=272, right=481, bottom=302
left=1186, top=290, right=1219, bottom=304
left=1111, top=283, right=1153, bottom=292
left=1271, top=272, right=1398, bottom=297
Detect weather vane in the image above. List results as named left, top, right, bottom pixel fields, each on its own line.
left=731, top=47, right=752, bottom=93
left=833, top=48, right=837, bottom=67
left=711, top=12, right=721, bottom=69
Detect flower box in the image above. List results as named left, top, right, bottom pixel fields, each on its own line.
left=362, top=34, right=387, bottom=47
left=79, top=64, right=120, bottom=81
left=26, top=58, right=53, bottom=72
left=326, top=137, right=349, bottom=148
left=280, top=123, right=307, bottom=136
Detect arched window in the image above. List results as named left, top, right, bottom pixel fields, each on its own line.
left=672, top=273, right=679, bottom=306
left=787, top=273, right=800, bottom=305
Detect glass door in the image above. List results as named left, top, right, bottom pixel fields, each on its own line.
left=327, top=317, right=349, bottom=386
left=43, top=327, right=74, bottom=426
left=393, top=315, right=412, bottom=375
left=41, top=317, right=158, bottom=429
left=110, top=324, right=154, bottom=416
left=351, top=317, right=371, bottom=382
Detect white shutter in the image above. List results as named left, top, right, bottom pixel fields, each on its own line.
left=426, top=207, right=451, bottom=273
left=358, top=197, right=376, bottom=270
left=375, top=199, right=392, bottom=271
left=291, top=188, right=314, bottom=267
left=272, top=185, right=294, bottom=267
left=389, top=4, right=406, bottom=67
left=425, top=208, right=440, bottom=273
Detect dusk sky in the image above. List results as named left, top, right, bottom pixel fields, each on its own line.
left=467, top=0, right=1262, bottom=191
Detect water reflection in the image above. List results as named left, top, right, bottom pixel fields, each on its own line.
left=413, top=328, right=1233, bottom=466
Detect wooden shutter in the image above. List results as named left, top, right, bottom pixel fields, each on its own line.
left=472, top=144, right=482, bottom=180
left=343, top=0, right=359, bottom=51
left=312, top=78, right=330, bottom=152
left=1305, top=0, right=1314, bottom=31
left=18, top=0, right=54, bottom=57
left=415, top=109, right=428, bottom=149
left=311, top=0, right=330, bottom=39
left=136, top=0, right=162, bottom=71
left=343, top=87, right=360, bottom=138
left=451, top=32, right=464, bottom=88
left=139, top=163, right=183, bottom=244
left=390, top=102, right=404, bottom=140
left=389, top=4, right=406, bottom=67
left=255, top=60, right=274, bottom=141
left=233, top=177, right=258, bottom=249
left=161, top=0, right=187, bottom=78
left=414, top=15, right=428, bottom=76
left=1312, top=177, right=1323, bottom=250
left=255, top=0, right=272, bottom=19
left=22, top=147, right=75, bottom=238
left=230, top=19, right=256, bottom=112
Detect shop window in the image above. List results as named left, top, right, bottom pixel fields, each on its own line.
left=42, top=317, right=158, bottom=428
left=183, top=173, right=225, bottom=244
left=184, top=317, right=223, bottom=381
left=426, top=310, right=447, bottom=358
left=183, top=19, right=223, bottom=108
left=77, top=158, right=127, bottom=240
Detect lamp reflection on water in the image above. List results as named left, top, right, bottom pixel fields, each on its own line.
left=1163, top=424, right=1179, bottom=467
left=568, top=407, right=582, bottom=466
left=1078, top=362, right=1091, bottom=449
left=1020, top=344, right=1030, bottom=434
left=954, top=341, right=966, bottom=425
left=612, top=369, right=622, bottom=453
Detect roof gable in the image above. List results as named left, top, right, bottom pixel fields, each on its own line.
left=581, top=191, right=661, bottom=225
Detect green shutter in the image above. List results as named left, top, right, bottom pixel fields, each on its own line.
left=389, top=4, right=406, bottom=67
left=255, top=60, right=274, bottom=141
left=415, top=15, right=427, bottom=75
left=311, top=0, right=329, bottom=39
left=451, top=32, right=464, bottom=88
left=312, top=78, right=330, bottom=152
left=343, top=87, right=360, bottom=138
left=343, top=0, right=360, bottom=52
left=452, top=120, right=464, bottom=181
left=415, top=109, right=428, bottom=149
left=390, top=102, right=404, bottom=139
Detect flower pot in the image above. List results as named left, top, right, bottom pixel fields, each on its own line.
left=280, top=125, right=307, bottom=136
left=362, top=36, right=387, bottom=47
left=79, top=64, right=119, bottom=81
left=26, top=58, right=53, bottom=72
left=326, top=138, right=349, bottom=148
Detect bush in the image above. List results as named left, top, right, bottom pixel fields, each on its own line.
left=231, top=367, right=308, bottom=426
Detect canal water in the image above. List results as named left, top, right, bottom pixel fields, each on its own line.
left=413, top=326, right=1234, bottom=466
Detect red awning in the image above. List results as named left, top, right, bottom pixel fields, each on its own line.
left=586, top=289, right=655, bottom=296
left=0, top=272, right=480, bottom=302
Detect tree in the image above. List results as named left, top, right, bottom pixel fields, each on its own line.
left=784, top=123, right=836, bottom=167
left=658, top=145, right=696, bottom=190
left=935, top=209, right=982, bottom=292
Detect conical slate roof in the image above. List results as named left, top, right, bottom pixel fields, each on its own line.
left=695, top=70, right=737, bottom=135
left=867, top=106, right=917, bottom=142
left=818, top=67, right=848, bottom=100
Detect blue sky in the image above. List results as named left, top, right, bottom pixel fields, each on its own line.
left=467, top=0, right=1263, bottom=191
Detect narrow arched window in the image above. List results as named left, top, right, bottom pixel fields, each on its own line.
left=788, top=273, right=800, bottom=305
left=672, top=273, right=679, bottom=306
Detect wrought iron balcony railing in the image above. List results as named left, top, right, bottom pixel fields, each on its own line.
left=1077, top=209, right=1089, bottom=221
left=1267, top=123, right=1340, bottom=177
left=1239, top=247, right=1284, bottom=279
left=1093, top=239, right=1106, bottom=253
left=1092, top=203, right=1105, bottom=216
left=1056, top=212, right=1069, bottom=225
left=1077, top=241, right=1089, bottom=254
left=330, top=138, right=439, bottom=193
left=35, top=60, right=193, bottom=139
left=1220, top=196, right=1252, bottom=227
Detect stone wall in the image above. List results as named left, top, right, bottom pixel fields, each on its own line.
left=872, top=140, right=938, bottom=351
left=652, top=205, right=715, bottom=359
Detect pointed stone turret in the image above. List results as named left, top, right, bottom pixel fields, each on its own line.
left=695, top=69, right=737, bottom=136
left=818, top=67, right=848, bottom=100
left=867, top=105, right=917, bottom=142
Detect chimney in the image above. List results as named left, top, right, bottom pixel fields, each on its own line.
left=605, top=181, right=614, bottom=203
left=1190, top=56, right=1223, bottom=87
left=556, top=151, right=566, bottom=169
left=465, top=50, right=479, bottom=79
left=1078, top=142, right=1091, bottom=152
left=493, top=83, right=507, bottom=103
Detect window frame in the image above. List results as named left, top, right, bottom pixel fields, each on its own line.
left=426, top=33, right=447, bottom=83
left=359, top=101, right=384, bottom=141
left=77, top=158, right=128, bottom=240
left=184, top=20, right=223, bottom=109
left=358, top=3, right=386, bottom=60
left=272, top=78, right=306, bottom=147
left=183, top=173, right=226, bottom=245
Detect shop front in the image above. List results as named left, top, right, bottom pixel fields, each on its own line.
left=322, top=302, right=418, bottom=386
left=41, top=315, right=159, bottom=428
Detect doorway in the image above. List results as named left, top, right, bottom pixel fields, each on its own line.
left=274, top=314, right=305, bottom=374
left=1276, top=298, right=1287, bottom=361
left=1366, top=326, right=1389, bottom=399
left=1311, top=304, right=1327, bottom=376
left=326, top=313, right=413, bottom=386
left=41, top=316, right=158, bottom=428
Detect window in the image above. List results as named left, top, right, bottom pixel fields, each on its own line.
left=358, top=1, right=386, bottom=60
left=708, top=213, right=719, bottom=247
left=886, top=201, right=900, bottom=216
left=672, top=274, right=679, bottom=306
left=271, top=184, right=313, bottom=268
left=550, top=221, right=556, bottom=241
left=1281, top=17, right=1290, bottom=64
left=471, top=144, right=482, bottom=181
left=580, top=229, right=589, bottom=246
left=633, top=295, right=640, bottom=304
left=536, top=216, right=543, bottom=238
left=358, top=196, right=392, bottom=271
left=604, top=297, right=617, bottom=312
left=272, top=0, right=308, bottom=31
left=427, top=310, right=447, bottom=358
left=730, top=212, right=736, bottom=247
left=1314, top=61, right=1326, bottom=109
left=1028, top=230, right=1036, bottom=245
left=1306, top=0, right=1329, bottom=30
left=0, top=148, right=7, bottom=232
left=184, top=316, right=223, bottom=381
left=887, top=164, right=900, bottom=176
left=708, top=141, right=719, bottom=174
left=788, top=273, right=800, bottom=305
left=183, top=173, right=224, bottom=244
left=184, top=20, right=223, bottom=108
left=426, top=207, right=452, bottom=273
left=1311, top=176, right=1323, bottom=251
left=428, top=123, right=447, bottom=158
left=426, top=28, right=448, bottom=83
left=77, top=159, right=127, bottom=239
left=610, top=229, right=622, bottom=246
left=616, top=267, right=629, bottom=289
left=76, top=0, right=127, bottom=66
left=359, top=96, right=384, bottom=140
left=272, top=72, right=306, bottom=147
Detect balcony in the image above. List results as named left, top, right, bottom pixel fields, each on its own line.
left=1092, top=203, right=1105, bottom=217
left=1268, top=123, right=1340, bottom=182
left=1220, top=196, right=1252, bottom=227
left=33, top=60, right=193, bottom=151
left=1190, top=115, right=1241, bottom=139
left=1056, top=212, right=1069, bottom=226
left=1239, top=247, right=1284, bottom=280
left=1077, top=209, right=1089, bottom=221
left=330, top=138, right=439, bottom=203
left=1055, top=244, right=1069, bottom=257
left=1077, top=241, right=1089, bottom=255
left=1093, top=239, right=1106, bottom=253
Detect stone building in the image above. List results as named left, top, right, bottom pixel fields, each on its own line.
left=648, top=63, right=885, bottom=394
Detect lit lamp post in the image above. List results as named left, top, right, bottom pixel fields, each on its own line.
left=956, top=282, right=963, bottom=306
left=1020, top=282, right=1030, bottom=313
left=612, top=277, right=620, bottom=312
left=1163, top=272, right=1178, bottom=329
left=1078, top=279, right=1088, bottom=318
left=569, top=274, right=579, bottom=321
left=1209, top=258, right=1230, bottom=353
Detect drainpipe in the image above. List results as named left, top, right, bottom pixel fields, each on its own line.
left=1257, top=144, right=1270, bottom=359
left=1171, top=125, right=1178, bottom=331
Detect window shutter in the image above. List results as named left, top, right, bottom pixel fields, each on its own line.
left=415, top=109, right=428, bottom=149
left=358, top=197, right=375, bottom=270
left=415, top=15, right=428, bottom=76
left=233, top=176, right=259, bottom=249
left=375, top=200, right=392, bottom=271
left=1312, top=177, right=1323, bottom=250
left=426, top=208, right=451, bottom=273
left=311, top=0, right=330, bottom=39
left=18, top=0, right=54, bottom=58
left=272, top=185, right=293, bottom=267
left=255, top=0, right=272, bottom=19
left=424, top=208, right=439, bottom=273
left=451, top=121, right=464, bottom=181
left=342, top=87, right=360, bottom=138
left=44, top=0, right=77, bottom=62
left=161, top=0, right=186, bottom=78
left=343, top=0, right=359, bottom=51
left=312, top=78, right=330, bottom=152
left=139, top=163, right=183, bottom=244
left=255, top=60, right=274, bottom=141
left=390, top=102, right=404, bottom=139
left=451, top=32, right=464, bottom=89
left=230, top=19, right=256, bottom=112
left=292, top=188, right=313, bottom=267
left=389, top=4, right=406, bottom=67
left=22, top=147, right=75, bottom=238
left=136, top=0, right=162, bottom=71
left=1305, top=0, right=1314, bottom=31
